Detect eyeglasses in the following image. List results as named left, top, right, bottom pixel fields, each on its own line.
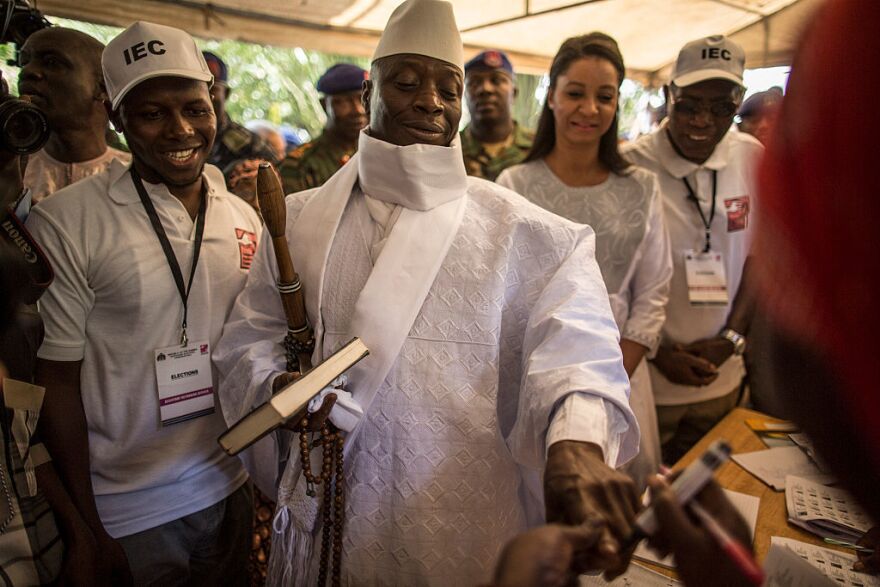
left=670, top=96, right=738, bottom=118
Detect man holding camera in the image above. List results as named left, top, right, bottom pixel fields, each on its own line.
left=18, top=27, right=130, bottom=203
left=0, top=67, right=105, bottom=584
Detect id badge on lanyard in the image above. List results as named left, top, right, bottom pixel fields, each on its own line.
left=131, top=169, right=215, bottom=425
left=685, top=250, right=729, bottom=306
left=154, top=342, right=215, bottom=425
left=682, top=171, right=729, bottom=306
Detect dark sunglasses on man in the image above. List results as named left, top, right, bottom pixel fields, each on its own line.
left=670, top=95, right=740, bottom=118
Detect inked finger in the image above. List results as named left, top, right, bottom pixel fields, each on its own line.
left=596, top=525, right=622, bottom=565
left=570, top=524, right=620, bottom=575
left=603, top=533, right=639, bottom=581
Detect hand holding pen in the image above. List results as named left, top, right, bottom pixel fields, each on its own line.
left=645, top=474, right=760, bottom=587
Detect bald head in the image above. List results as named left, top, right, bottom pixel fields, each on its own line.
left=18, top=27, right=107, bottom=125
left=18, top=27, right=112, bottom=161
left=30, top=28, right=104, bottom=78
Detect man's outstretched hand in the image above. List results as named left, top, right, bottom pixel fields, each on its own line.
left=544, top=440, right=640, bottom=580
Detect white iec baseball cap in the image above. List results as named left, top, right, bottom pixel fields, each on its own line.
left=103, top=21, right=213, bottom=110
left=671, top=35, right=745, bottom=88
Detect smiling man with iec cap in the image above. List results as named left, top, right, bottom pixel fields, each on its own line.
left=27, top=20, right=261, bottom=585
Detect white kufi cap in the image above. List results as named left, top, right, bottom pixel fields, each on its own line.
left=372, top=0, right=464, bottom=71
left=103, top=21, right=213, bottom=110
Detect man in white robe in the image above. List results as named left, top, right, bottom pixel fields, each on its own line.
left=215, top=1, right=641, bottom=584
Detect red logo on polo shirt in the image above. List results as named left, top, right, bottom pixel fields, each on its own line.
left=724, top=195, right=750, bottom=232
left=235, top=228, right=257, bottom=270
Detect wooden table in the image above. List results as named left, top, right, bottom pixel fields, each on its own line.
left=671, top=407, right=842, bottom=561
left=642, top=407, right=847, bottom=578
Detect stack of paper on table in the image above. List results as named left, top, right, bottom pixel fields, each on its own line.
left=770, top=537, right=879, bottom=587
left=785, top=475, right=872, bottom=542
left=633, top=489, right=760, bottom=569
left=731, top=446, right=836, bottom=491
left=763, top=540, right=837, bottom=587
left=580, top=563, right=682, bottom=586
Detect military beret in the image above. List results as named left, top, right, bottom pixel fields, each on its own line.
left=738, top=89, right=783, bottom=118
left=202, top=51, right=228, bottom=84
left=465, top=50, right=514, bottom=76
left=316, top=63, right=368, bottom=95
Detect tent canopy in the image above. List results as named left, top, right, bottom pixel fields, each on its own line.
left=39, top=0, right=822, bottom=84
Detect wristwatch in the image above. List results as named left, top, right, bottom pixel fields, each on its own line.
left=720, top=328, right=746, bottom=355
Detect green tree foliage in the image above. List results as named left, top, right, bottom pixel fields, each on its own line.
left=512, top=72, right=546, bottom=132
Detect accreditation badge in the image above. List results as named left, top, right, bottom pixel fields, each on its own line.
left=684, top=249, right=729, bottom=306
left=154, top=341, right=215, bottom=426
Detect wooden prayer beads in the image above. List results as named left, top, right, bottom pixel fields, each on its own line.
left=299, top=417, right=345, bottom=587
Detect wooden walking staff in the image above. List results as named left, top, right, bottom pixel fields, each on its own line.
left=256, top=163, right=315, bottom=373
left=256, top=163, right=346, bottom=586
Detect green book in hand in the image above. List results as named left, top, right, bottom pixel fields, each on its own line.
left=218, top=337, right=369, bottom=456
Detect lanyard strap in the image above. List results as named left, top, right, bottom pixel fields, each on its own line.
left=682, top=170, right=717, bottom=253
left=131, top=168, right=207, bottom=346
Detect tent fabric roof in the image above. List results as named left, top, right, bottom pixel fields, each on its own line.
left=39, top=0, right=823, bottom=83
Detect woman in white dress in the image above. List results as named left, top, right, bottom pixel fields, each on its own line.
left=498, top=32, right=672, bottom=488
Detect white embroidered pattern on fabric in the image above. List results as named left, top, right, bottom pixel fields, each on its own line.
left=316, top=190, right=575, bottom=585
left=503, top=161, right=652, bottom=294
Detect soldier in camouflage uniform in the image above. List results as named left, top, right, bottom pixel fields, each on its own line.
left=203, top=52, right=279, bottom=198
left=278, top=63, right=368, bottom=194
left=460, top=50, right=534, bottom=181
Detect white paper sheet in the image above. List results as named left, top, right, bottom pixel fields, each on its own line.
left=785, top=475, right=872, bottom=542
left=771, top=537, right=880, bottom=587
left=633, top=489, right=760, bottom=569
left=763, top=541, right=837, bottom=587
left=731, top=446, right=836, bottom=491
left=580, top=563, right=682, bottom=586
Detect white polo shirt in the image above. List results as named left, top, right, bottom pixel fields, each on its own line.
left=26, top=159, right=261, bottom=537
left=624, top=124, right=762, bottom=406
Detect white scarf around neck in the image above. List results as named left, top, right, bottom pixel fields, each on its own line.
left=357, top=128, right=467, bottom=211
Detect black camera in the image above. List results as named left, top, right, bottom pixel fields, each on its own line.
left=0, top=94, right=48, bottom=154
left=0, top=0, right=51, bottom=49
left=0, top=1, right=52, bottom=154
